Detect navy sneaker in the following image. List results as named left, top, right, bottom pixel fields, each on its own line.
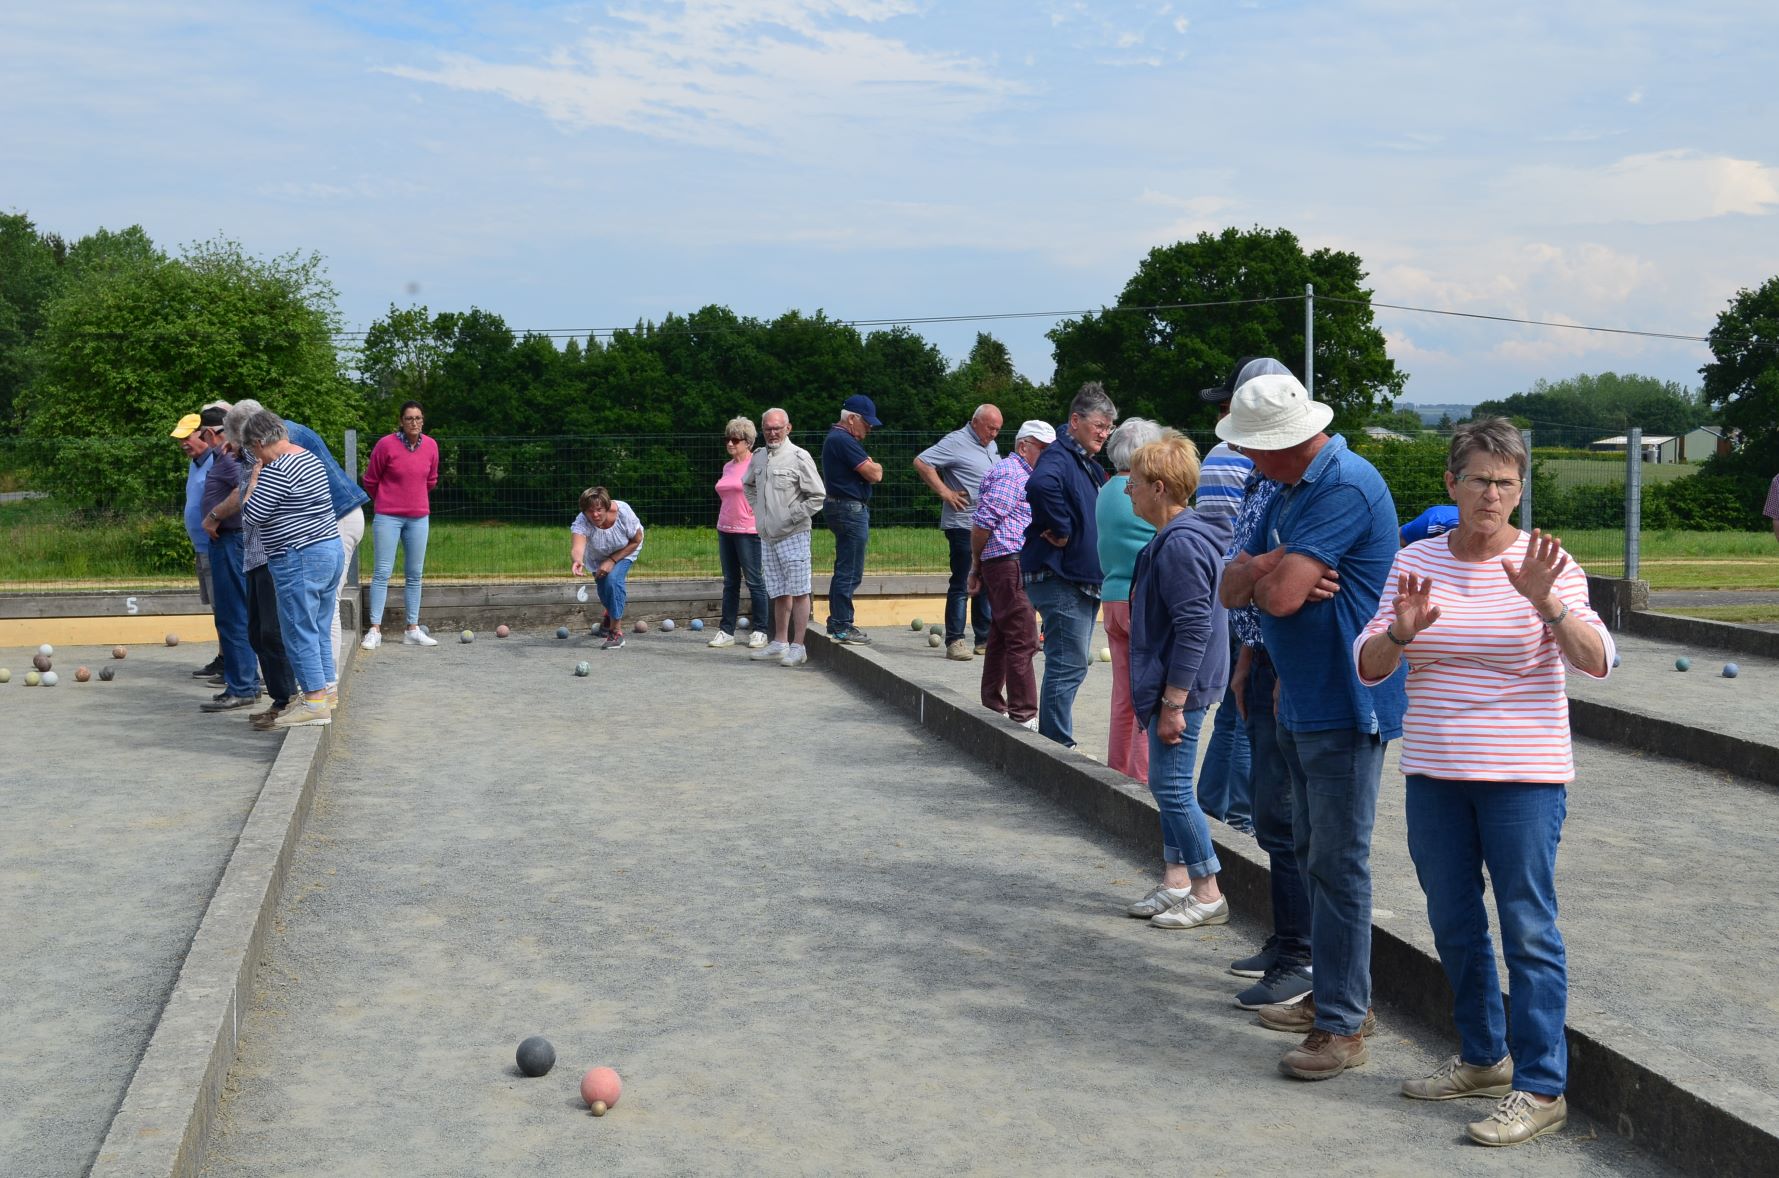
left=837, top=626, right=872, bottom=646
left=1229, top=935, right=1281, bottom=979
left=1236, top=963, right=1314, bottom=1011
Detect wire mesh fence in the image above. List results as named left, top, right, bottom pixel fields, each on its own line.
left=0, top=426, right=1746, bottom=594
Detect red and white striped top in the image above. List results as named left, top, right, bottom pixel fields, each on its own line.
left=1354, top=531, right=1615, bottom=783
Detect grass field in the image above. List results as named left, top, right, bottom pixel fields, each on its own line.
left=4, top=498, right=1775, bottom=593
left=1539, top=457, right=1702, bottom=487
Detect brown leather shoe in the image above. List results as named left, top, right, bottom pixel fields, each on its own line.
left=1257, top=995, right=1377, bottom=1037
left=1279, top=1028, right=1369, bottom=1080
left=1467, top=1092, right=1567, bottom=1146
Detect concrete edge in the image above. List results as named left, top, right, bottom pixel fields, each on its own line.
left=1569, top=698, right=1779, bottom=789
left=88, top=638, right=359, bottom=1178
left=805, top=638, right=1779, bottom=1178
left=1622, top=608, right=1779, bottom=660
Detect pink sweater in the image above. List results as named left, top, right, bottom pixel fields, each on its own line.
left=362, top=434, right=439, bottom=518
left=715, top=457, right=758, bottom=533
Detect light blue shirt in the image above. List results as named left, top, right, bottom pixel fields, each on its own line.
left=916, top=425, right=998, bottom=530
left=184, top=453, right=212, bottom=555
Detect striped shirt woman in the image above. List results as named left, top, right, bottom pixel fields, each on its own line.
left=243, top=449, right=338, bottom=558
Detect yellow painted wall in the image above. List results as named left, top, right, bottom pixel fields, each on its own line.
left=0, top=615, right=218, bottom=650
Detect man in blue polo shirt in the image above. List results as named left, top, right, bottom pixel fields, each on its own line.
left=1217, top=370, right=1407, bottom=1084
left=820, top=395, right=884, bottom=644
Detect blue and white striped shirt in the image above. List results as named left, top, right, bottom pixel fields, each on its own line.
left=1195, top=442, right=1252, bottom=520
left=242, top=449, right=338, bottom=558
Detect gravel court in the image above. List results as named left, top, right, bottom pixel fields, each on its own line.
left=0, top=640, right=280, bottom=1178
left=201, top=629, right=1668, bottom=1175
left=865, top=622, right=1779, bottom=1101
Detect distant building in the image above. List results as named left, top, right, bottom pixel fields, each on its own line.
left=1363, top=425, right=1416, bottom=442
left=1591, top=428, right=1732, bottom=463
left=1590, top=434, right=1680, bottom=463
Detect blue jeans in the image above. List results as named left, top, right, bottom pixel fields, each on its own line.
left=825, top=498, right=869, bottom=632
left=718, top=531, right=768, bottom=634
left=369, top=513, right=430, bottom=627
left=1197, top=632, right=1253, bottom=830
left=1145, top=708, right=1220, bottom=878
left=1275, top=725, right=1388, bottom=1037
left=944, top=527, right=991, bottom=645
left=1407, top=775, right=1569, bottom=1096
left=1023, top=575, right=1099, bottom=748
left=1245, top=651, right=1311, bottom=968
left=595, top=557, right=636, bottom=621
left=207, top=531, right=258, bottom=697
left=269, top=537, right=345, bottom=694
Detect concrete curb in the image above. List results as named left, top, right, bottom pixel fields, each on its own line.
left=1568, top=697, right=1779, bottom=789
left=1624, top=608, right=1779, bottom=660
left=88, top=648, right=357, bottom=1178
left=807, top=637, right=1779, bottom=1178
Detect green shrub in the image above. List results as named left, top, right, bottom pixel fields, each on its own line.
left=136, top=515, right=195, bottom=574
left=1644, top=473, right=1769, bottom=531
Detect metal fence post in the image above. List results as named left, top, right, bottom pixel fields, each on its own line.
left=1304, top=283, right=1315, bottom=398
left=1625, top=426, right=1642, bottom=580
left=345, top=428, right=360, bottom=588
left=1520, top=428, right=1534, bottom=533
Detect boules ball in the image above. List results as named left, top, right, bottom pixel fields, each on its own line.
left=661, top=618, right=675, bottom=632
left=557, top=626, right=570, bottom=639
left=460, top=629, right=475, bottom=643
left=165, top=633, right=180, bottom=647
left=580, top=1066, right=621, bottom=1113
left=40, top=670, right=58, bottom=687
left=929, top=625, right=943, bottom=637
left=737, top=615, right=749, bottom=630
left=0, top=668, right=9, bottom=683
left=690, top=618, right=704, bottom=631
left=515, top=1035, right=556, bottom=1078
left=75, top=666, right=92, bottom=682
left=1675, top=657, right=1691, bottom=672
left=574, top=661, right=591, bottom=677
left=634, top=619, right=649, bottom=633
left=1723, top=662, right=1740, bottom=679
left=38, top=643, right=54, bottom=657
left=99, top=667, right=116, bottom=682
left=1612, top=654, right=1621, bottom=668
left=33, top=653, right=51, bottom=672
left=26, top=670, right=41, bottom=686
left=1098, top=647, right=1112, bottom=662
left=910, top=618, right=924, bottom=631
left=927, top=632, right=942, bottom=648
left=112, top=645, right=128, bottom=659
left=495, top=624, right=510, bottom=638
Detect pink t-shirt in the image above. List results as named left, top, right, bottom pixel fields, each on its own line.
left=716, top=457, right=757, bottom=534
left=362, top=434, right=439, bottom=518
left=1354, top=531, right=1614, bottom=784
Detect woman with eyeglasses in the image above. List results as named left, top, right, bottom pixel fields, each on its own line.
left=1353, top=417, right=1612, bottom=1148
left=360, top=400, right=441, bottom=649
left=709, top=416, right=771, bottom=650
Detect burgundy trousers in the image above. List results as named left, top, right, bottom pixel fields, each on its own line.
left=979, top=555, right=1039, bottom=723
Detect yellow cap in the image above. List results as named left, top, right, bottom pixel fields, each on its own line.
left=170, top=413, right=203, bottom=439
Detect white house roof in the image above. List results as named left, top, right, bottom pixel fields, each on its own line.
left=1593, top=435, right=1678, bottom=446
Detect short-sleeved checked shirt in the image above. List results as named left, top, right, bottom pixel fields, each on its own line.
left=1229, top=471, right=1283, bottom=648
left=972, top=451, right=1035, bottom=560
left=1764, top=474, right=1779, bottom=521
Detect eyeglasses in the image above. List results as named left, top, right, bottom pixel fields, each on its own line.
left=401, top=415, right=424, bottom=422
left=1458, top=475, right=1523, bottom=494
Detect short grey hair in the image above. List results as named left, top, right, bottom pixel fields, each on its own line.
left=1105, top=417, right=1165, bottom=472
left=1069, top=381, right=1117, bottom=425
left=1448, top=416, right=1528, bottom=478
left=971, top=403, right=997, bottom=423
left=222, top=399, right=265, bottom=449
left=239, top=408, right=289, bottom=452
left=725, top=416, right=757, bottom=446
left=839, top=410, right=864, bottom=427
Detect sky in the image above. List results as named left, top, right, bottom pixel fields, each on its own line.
left=5, top=0, right=1777, bottom=408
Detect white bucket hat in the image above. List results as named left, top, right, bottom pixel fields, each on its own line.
left=1214, top=373, right=1334, bottom=451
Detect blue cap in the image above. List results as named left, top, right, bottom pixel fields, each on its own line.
left=842, top=394, right=882, bottom=427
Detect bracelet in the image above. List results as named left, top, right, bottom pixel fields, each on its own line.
left=1160, top=699, right=1187, bottom=712
left=1384, top=626, right=1413, bottom=646
left=1539, top=604, right=1569, bottom=626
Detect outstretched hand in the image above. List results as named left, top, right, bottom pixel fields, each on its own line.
left=1503, top=529, right=1569, bottom=609
left=1392, top=572, right=1441, bottom=638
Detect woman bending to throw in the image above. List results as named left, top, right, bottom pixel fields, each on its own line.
left=1354, top=417, right=1611, bottom=1148
left=571, top=487, right=645, bottom=650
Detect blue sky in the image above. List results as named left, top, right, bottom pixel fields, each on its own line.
left=5, top=1, right=1776, bottom=407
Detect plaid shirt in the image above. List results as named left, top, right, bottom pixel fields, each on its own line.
left=1765, top=474, right=1779, bottom=520
left=1229, top=471, right=1283, bottom=648
left=972, top=451, right=1035, bottom=560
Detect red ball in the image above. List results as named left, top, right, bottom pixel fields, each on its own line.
left=74, top=666, right=92, bottom=682
left=580, top=1066, right=621, bottom=1111
left=495, top=624, right=511, bottom=638
left=112, top=645, right=128, bottom=659
left=33, top=653, right=52, bottom=672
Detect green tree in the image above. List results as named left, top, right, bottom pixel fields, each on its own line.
left=1367, top=407, right=1426, bottom=436
left=1473, top=372, right=1705, bottom=448
left=1047, top=226, right=1404, bottom=430
left=358, top=304, right=453, bottom=422
left=0, top=212, right=67, bottom=432
left=945, top=332, right=1056, bottom=427
left=19, top=235, right=359, bottom=511
left=1700, top=275, right=1779, bottom=475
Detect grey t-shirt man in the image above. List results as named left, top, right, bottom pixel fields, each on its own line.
left=917, top=426, right=999, bottom=531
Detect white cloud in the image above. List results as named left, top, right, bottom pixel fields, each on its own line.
left=383, top=1, right=1019, bottom=153
left=1626, top=88, right=1644, bottom=104
left=1497, top=149, right=1779, bottom=224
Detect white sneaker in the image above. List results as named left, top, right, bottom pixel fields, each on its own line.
left=1149, top=893, right=1230, bottom=929
left=403, top=628, right=439, bottom=647
left=1016, top=716, right=1039, bottom=731
left=707, top=631, right=736, bottom=648
left=780, top=643, right=807, bottom=667
left=750, top=641, right=786, bottom=661
left=747, top=631, right=769, bottom=650
left=360, top=630, right=382, bottom=650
